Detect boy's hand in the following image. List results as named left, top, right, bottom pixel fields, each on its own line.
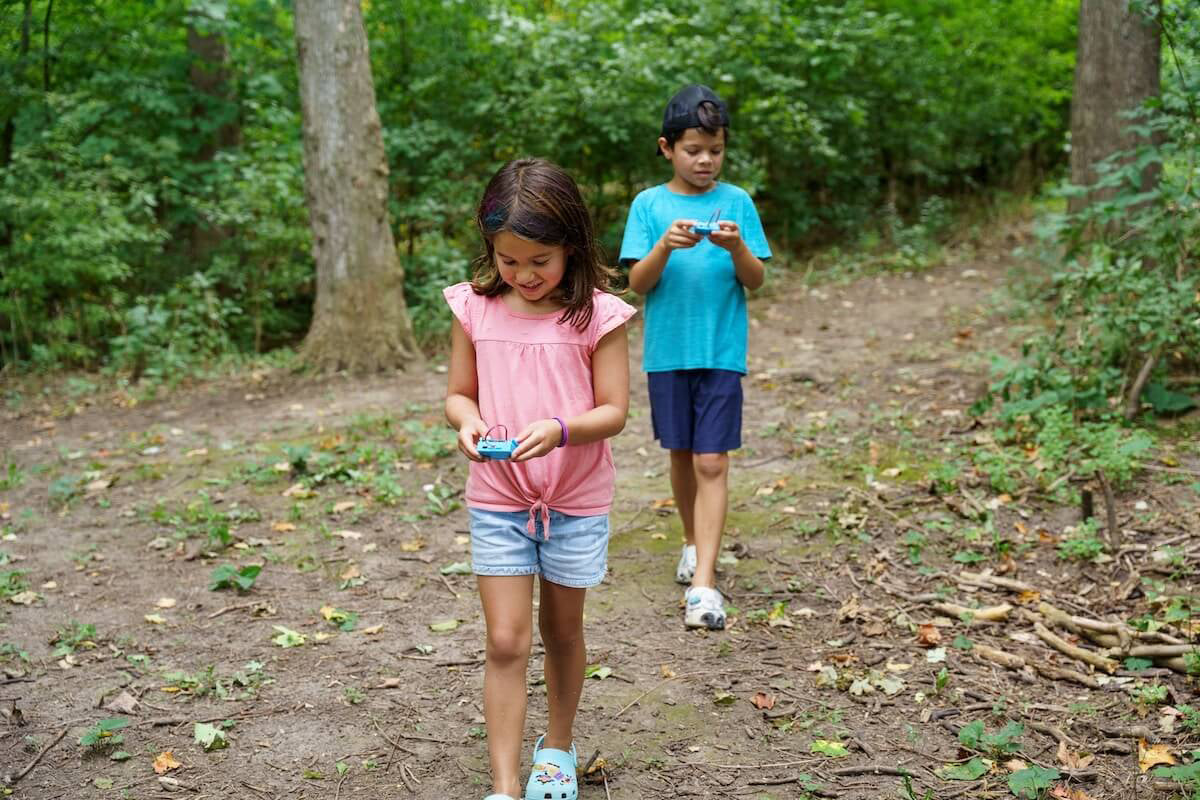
left=661, top=219, right=704, bottom=251
left=456, top=419, right=490, bottom=462
left=512, top=419, right=563, bottom=462
left=707, top=221, right=745, bottom=253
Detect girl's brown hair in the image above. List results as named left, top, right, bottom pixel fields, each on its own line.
left=472, top=158, right=617, bottom=330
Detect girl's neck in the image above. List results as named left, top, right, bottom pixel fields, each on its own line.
left=500, top=286, right=565, bottom=316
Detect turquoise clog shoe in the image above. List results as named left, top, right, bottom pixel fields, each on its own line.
left=524, top=735, right=578, bottom=800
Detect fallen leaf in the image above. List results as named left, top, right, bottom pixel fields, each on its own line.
left=810, top=739, right=850, bottom=758
left=156, top=597, right=176, bottom=609
left=361, top=624, right=384, bottom=635
left=153, top=750, right=182, bottom=774
left=332, top=529, right=362, bottom=540
left=751, top=692, right=776, bottom=710
left=271, top=521, right=296, bottom=533
left=713, top=690, right=736, bottom=706
left=376, top=678, right=404, bottom=689
left=1004, top=758, right=1029, bottom=772
left=660, top=664, right=676, bottom=679
left=339, top=564, right=361, bottom=581
left=429, top=619, right=460, bottom=632
left=1138, top=739, right=1175, bottom=772
left=837, top=594, right=861, bottom=621
left=1050, top=785, right=1095, bottom=800
left=144, top=614, right=166, bottom=625
left=917, top=624, right=942, bottom=646
left=105, top=691, right=139, bottom=714
left=1056, top=739, right=1094, bottom=770
left=8, top=591, right=38, bottom=605
left=282, top=483, right=315, bottom=499
left=400, top=538, right=425, bottom=552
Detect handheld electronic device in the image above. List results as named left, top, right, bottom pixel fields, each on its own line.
left=691, top=210, right=723, bottom=236
left=477, top=425, right=519, bottom=460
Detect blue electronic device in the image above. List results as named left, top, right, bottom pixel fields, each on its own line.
left=477, top=425, right=519, bottom=459
left=691, top=210, right=723, bottom=236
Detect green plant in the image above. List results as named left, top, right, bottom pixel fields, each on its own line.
left=209, top=564, right=262, bottom=592
left=51, top=622, right=98, bottom=658
left=343, top=686, right=366, bottom=705
left=958, top=719, right=1024, bottom=757
left=0, top=569, right=29, bottom=600
left=79, top=718, right=129, bottom=749
left=1057, top=520, right=1106, bottom=561
left=0, top=462, right=25, bottom=491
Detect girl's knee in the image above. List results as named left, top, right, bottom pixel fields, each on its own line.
left=693, top=452, right=729, bottom=481
left=486, top=627, right=532, bottom=665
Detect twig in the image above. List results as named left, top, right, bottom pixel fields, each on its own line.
left=369, top=715, right=418, bottom=757
left=957, top=571, right=1035, bottom=594
left=9, top=726, right=67, bottom=783
left=1033, top=622, right=1118, bottom=673
left=333, top=770, right=348, bottom=800
left=1096, top=470, right=1118, bottom=548
left=1125, top=351, right=1158, bottom=420
left=930, top=601, right=1011, bottom=622
left=437, top=572, right=460, bottom=599
left=611, top=670, right=703, bottom=719
left=828, top=764, right=915, bottom=778
left=973, top=644, right=1026, bottom=671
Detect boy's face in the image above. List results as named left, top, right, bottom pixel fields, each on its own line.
left=660, top=127, right=725, bottom=193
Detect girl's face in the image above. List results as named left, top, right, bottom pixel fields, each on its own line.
left=492, top=230, right=568, bottom=309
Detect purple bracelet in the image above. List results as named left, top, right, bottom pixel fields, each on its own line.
left=552, top=416, right=568, bottom=447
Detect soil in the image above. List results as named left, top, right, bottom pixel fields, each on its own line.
left=1, top=215, right=1198, bottom=800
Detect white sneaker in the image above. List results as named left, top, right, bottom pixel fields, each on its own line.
left=684, top=586, right=726, bottom=630
left=675, top=544, right=697, bottom=585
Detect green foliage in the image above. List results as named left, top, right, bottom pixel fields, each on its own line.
left=209, top=563, right=262, bottom=592
left=1008, top=765, right=1059, bottom=799
left=1, top=0, right=1081, bottom=371
left=958, top=719, right=1024, bottom=757
left=79, top=717, right=129, bottom=749
left=51, top=621, right=97, bottom=658
left=1057, top=519, right=1106, bottom=561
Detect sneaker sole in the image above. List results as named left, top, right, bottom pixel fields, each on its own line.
left=684, top=611, right=726, bottom=630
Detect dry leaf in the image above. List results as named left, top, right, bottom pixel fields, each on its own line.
left=153, top=750, right=182, bottom=774
left=1003, top=758, right=1028, bottom=773
left=376, top=678, right=404, bottom=689
left=1056, top=739, right=1094, bottom=769
left=105, top=690, right=139, bottom=714
left=1138, top=739, right=1175, bottom=772
left=143, top=614, right=166, bottom=625
left=1017, top=590, right=1041, bottom=604
left=156, top=597, right=176, bottom=609
left=271, top=521, right=296, bottom=533
left=660, top=664, right=676, bottom=679
left=1050, top=786, right=1094, bottom=800
left=916, top=624, right=942, bottom=647
left=400, top=538, right=425, bottom=552
left=339, top=564, right=361, bottom=581
left=332, top=500, right=357, bottom=513
left=750, top=692, right=776, bottom=710
left=332, top=529, right=362, bottom=540
left=362, top=624, right=384, bottom=635
left=650, top=497, right=675, bottom=510
left=837, top=594, right=861, bottom=621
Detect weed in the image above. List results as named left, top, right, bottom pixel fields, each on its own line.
left=51, top=621, right=97, bottom=658
left=0, top=569, right=29, bottom=599
left=343, top=686, right=366, bottom=705
left=79, top=717, right=129, bottom=749
left=1057, top=520, right=1106, bottom=561
left=0, top=461, right=25, bottom=491
left=209, top=564, right=262, bottom=592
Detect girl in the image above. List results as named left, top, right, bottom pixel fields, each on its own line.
left=444, top=158, right=635, bottom=800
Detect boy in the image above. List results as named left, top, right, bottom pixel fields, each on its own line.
left=619, top=84, right=771, bottom=630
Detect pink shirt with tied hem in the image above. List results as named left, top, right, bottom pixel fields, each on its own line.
left=444, top=282, right=637, bottom=537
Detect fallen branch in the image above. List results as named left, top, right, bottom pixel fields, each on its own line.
left=931, top=601, right=1012, bottom=622
left=8, top=726, right=68, bottom=784
left=973, top=644, right=1026, bottom=671
left=958, top=571, right=1035, bottom=594
left=1033, top=622, right=1118, bottom=674
left=1029, top=662, right=1100, bottom=689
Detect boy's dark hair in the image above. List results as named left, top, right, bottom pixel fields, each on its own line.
left=472, top=158, right=617, bottom=330
left=659, top=84, right=730, bottom=156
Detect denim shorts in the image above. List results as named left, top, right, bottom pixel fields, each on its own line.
left=647, top=368, right=743, bottom=453
left=468, top=508, right=609, bottom=589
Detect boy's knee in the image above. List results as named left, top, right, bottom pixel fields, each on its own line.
left=692, top=452, right=729, bottom=481
left=486, top=627, right=532, bottom=665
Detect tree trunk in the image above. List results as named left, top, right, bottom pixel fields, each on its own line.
left=1068, top=0, right=1161, bottom=214
left=293, top=0, right=420, bottom=373
left=186, top=16, right=240, bottom=262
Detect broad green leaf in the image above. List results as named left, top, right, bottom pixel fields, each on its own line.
left=936, top=757, right=989, bottom=780
left=194, top=722, right=228, bottom=751
left=1007, top=766, right=1059, bottom=798
left=439, top=561, right=471, bottom=575
left=584, top=664, right=612, bottom=680
left=810, top=739, right=850, bottom=758
left=271, top=625, right=306, bottom=647
left=429, top=619, right=460, bottom=632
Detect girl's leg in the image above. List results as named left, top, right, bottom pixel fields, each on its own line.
left=669, top=448, right=697, bottom=546
left=479, top=574, right=535, bottom=798
left=537, top=577, right=588, bottom=750
left=690, top=451, right=729, bottom=588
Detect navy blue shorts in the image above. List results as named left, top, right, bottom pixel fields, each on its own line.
left=647, top=369, right=743, bottom=453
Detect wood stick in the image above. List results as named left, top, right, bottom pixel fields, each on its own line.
left=1110, top=644, right=1199, bottom=658
left=973, top=644, right=1026, bottom=671
left=958, top=571, right=1035, bottom=593
left=9, top=726, right=68, bottom=783
left=1034, top=622, right=1118, bottom=673
left=1029, top=662, right=1101, bottom=689
left=931, top=601, right=1012, bottom=622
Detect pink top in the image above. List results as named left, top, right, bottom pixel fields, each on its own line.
left=444, top=283, right=637, bottom=536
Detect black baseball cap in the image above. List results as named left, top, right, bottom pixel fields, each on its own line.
left=660, top=84, right=729, bottom=136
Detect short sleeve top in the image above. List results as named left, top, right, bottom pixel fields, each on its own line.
left=618, top=182, right=771, bottom=374
left=444, top=283, right=637, bottom=528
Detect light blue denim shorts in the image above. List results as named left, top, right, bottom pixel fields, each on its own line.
left=468, top=508, right=609, bottom=589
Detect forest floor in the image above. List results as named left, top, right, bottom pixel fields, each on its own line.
left=2, top=213, right=1199, bottom=800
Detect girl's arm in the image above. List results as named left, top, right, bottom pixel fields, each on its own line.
left=512, top=324, right=630, bottom=461
left=445, top=317, right=489, bottom=462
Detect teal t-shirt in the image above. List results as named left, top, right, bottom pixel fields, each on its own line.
left=618, top=182, right=771, bottom=374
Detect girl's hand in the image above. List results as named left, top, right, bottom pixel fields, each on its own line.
left=512, top=419, right=564, bottom=462
left=661, top=219, right=703, bottom=251
left=457, top=418, right=490, bottom=462
left=707, top=220, right=744, bottom=253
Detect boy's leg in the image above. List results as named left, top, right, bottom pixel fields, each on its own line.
left=538, top=577, right=588, bottom=750
left=669, top=448, right=697, bottom=545
left=478, top=575, right=535, bottom=798
left=689, top=451, right=730, bottom=588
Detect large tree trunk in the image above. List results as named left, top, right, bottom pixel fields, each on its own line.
left=1068, top=0, right=1161, bottom=214
left=186, top=15, right=240, bottom=263
left=293, top=0, right=420, bottom=373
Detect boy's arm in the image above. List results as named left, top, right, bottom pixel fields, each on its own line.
left=709, top=222, right=766, bottom=290
left=627, top=220, right=702, bottom=295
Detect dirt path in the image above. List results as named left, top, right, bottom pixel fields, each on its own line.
left=2, top=218, right=1198, bottom=799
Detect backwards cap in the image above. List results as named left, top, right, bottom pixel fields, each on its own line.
left=660, top=84, right=729, bottom=136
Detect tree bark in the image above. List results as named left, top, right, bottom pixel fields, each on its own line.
left=185, top=15, right=240, bottom=262
left=294, top=0, right=420, bottom=373
left=1068, top=0, right=1161, bottom=214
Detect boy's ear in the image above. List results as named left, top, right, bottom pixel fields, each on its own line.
left=657, top=136, right=672, bottom=159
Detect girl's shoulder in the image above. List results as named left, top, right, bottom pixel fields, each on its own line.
left=444, top=281, right=492, bottom=337
left=587, top=290, right=637, bottom=346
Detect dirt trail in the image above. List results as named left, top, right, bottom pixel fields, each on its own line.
left=2, top=219, right=1195, bottom=799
